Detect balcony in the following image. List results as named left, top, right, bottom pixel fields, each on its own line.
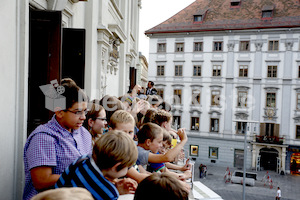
left=256, top=135, right=284, bottom=145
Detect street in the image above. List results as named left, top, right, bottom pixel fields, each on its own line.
left=193, top=163, right=300, bottom=200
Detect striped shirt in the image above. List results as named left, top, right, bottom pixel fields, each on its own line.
left=23, top=115, right=92, bottom=200
left=55, top=155, right=119, bottom=200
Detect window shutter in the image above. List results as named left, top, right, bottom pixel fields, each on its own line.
left=260, top=123, right=265, bottom=136
left=274, top=124, right=280, bottom=137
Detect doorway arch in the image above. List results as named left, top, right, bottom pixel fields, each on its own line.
left=259, top=148, right=278, bottom=171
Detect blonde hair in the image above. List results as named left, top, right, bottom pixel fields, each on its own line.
left=162, top=129, right=172, bottom=145
left=137, top=123, right=163, bottom=144
left=93, top=130, right=137, bottom=171
left=109, top=110, right=135, bottom=129
left=31, top=187, right=94, bottom=200
left=155, top=110, right=172, bottom=126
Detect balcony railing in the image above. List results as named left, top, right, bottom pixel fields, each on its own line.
left=256, top=135, right=284, bottom=145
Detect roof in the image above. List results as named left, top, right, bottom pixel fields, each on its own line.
left=145, top=0, right=300, bottom=35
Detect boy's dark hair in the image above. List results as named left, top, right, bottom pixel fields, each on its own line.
left=134, top=172, right=189, bottom=200
left=137, top=123, right=163, bottom=143
left=142, top=108, right=158, bottom=124
left=154, top=110, right=172, bottom=126
left=148, top=81, right=154, bottom=86
left=61, top=81, right=88, bottom=109
left=158, top=101, right=172, bottom=112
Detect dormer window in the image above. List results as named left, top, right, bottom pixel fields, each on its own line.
left=194, top=15, right=203, bottom=22
left=230, top=0, right=241, bottom=7
left=262, top=5, right=274, bottom=19
left=193, top=10, right=207, bottom=23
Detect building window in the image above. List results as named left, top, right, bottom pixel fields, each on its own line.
left=193, top=65, right=201, bottom=76
left=173, top=116, right=181, bottom=129
left=297, top=93, right=300, bottom=110
left=266, top=93, right=276, bottom=108
left=157, top=89, right=164, bottom=99
left=240, top=41, right=250, bottom=51
left=192, top=89, right=201, bottom=105
left=191, top=117, right=200, bottom=130
left=267, top=66, right=277, bottom=78
left=157, top=43, right=166, bottom=52
left=239, top=65, right=248, bottom=77
left=296, top=125, right=300, bottom=139
left=175, top=65, right=183, bottom=76
left=175, top=43, right=184, bottom=52
left=268, top=40, right=279, bottom=51
left=236, top=122, right=247, bottom=134
left=237, top=91, right=247, bottom=107
left=262, top=10, right=272, bottom=18
left=298, top=66, right=300, bottom=78
left=194, top=42, right=203, bottom=51
left=213, top=42, right=223, bottom=51
left=210, top=118, right=219, bottom=132
left=209, top=147, right=218, bottom=159
left=194, top=15, right=203, bottom=22
left=157, top=65, right=164, bottom=76
left=265, top=123, right=275, bottom=137
left=212, top=65, right=221, bottom=77
left=173, top=89, right=182, bottom=104
left=211, top=90, right=220, bottom=106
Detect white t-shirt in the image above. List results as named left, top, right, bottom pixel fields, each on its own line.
left=277, top=189, right=281, bottom=197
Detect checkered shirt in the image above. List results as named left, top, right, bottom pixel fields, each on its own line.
left=23, top=115, right=92, bottom=200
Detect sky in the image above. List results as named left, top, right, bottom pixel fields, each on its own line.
left=139, top=0, right=195, bottom=61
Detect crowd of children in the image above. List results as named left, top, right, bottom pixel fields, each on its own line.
left=23, top=79, right=191, bottom=200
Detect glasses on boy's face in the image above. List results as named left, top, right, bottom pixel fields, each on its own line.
left=64, top=109, right=89, bottom=116
left=96, top=117, right=107, bottom=121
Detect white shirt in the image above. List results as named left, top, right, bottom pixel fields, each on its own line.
left=277, top=189, right=281, bottom=197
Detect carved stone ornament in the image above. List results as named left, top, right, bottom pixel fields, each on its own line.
left=264, top=107, right=277, bottom=121
left=227, top=42, right=235, bottom=52
left=255, top=42, right=263, bottom=51
left=293, top=116, right=300, bottom=123
left=285, top=41, right=294, bottom=51
left=235, top=112, right=248, bottom=120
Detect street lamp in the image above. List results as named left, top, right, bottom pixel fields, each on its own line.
left=233, top=120, right=259, bottom=200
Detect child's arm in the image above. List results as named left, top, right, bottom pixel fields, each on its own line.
left=31, top=167, right=61, bottom=191
left=126, top=167, right=150, bottom=183
left=148, top=128, right=187, bottom=163
left=164, top=168, right=192, bottom=181
left=165, top=158, right=191, bottom=171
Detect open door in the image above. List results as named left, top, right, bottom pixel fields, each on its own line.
left=62, top=28, right=86, bottom=89
left=27, top=10, right=62, bottom=134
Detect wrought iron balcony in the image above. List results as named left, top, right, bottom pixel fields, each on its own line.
left=255, top=135, right=284, bottom=145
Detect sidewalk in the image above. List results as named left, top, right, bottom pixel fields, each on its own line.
left=193, top=163, right=300, bottom=200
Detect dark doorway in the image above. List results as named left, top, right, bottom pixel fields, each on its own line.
left=260, top=148, right=278, bottom=171
left=28, top=10, right=62, bottom=134
left=234, top=149, right=244, bottom=169
left=62, top=28, right=86, bottom=89
left=129, top=67, right=136, bottom=92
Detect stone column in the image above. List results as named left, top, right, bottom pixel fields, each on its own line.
left=252, top=144, right=257, bottom=169
left=281, top=147, right=286, bottom=172
left=223, top=41, right=235, bottom=134
left=253, top=41, right=263, bottom=78
left=226, top=41, right=235, bottom=78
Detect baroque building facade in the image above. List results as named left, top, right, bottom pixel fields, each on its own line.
left=0, top=0, right=141, bottom=199
left=146, top=0, right=300, bottom=174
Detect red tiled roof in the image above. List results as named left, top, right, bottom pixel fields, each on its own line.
left=145, top=0, right=300, bottom=34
